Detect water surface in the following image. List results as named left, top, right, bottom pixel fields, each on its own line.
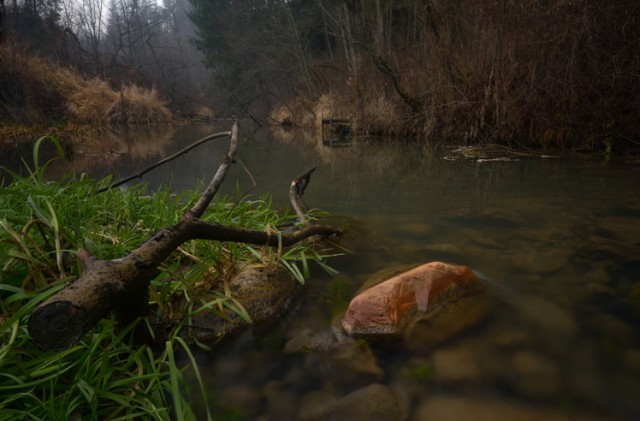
left=2, top=125, right=639, bottom=419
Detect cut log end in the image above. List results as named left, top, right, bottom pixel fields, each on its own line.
left=28, top=301, right=87, bottom=350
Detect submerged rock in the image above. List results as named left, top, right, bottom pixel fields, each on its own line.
left=431, top=345, right=482, bottom=384
left=405, top=293, right=489, bottom=350
left=298, top=383, right=404, bottom=421
left=217, top=385, right=262, bottom=418
left=183, top=263, right=297, bottom=345
left=632, top=282, right=640, bottom=315
left=589, top=312, right=636, bottom=345
left=510, top=249, right=569, bottom=274
left=508, top=351, right=563, bottom=400
left=263, top=380, right=298, bottom=420
left=506, top=293, right=577, bottom=335
left=413, top=395, right=603, bottom=421
left=342, top=262, right=485, bottom=338
left=284, top=329, right=333, bottom=353
left=285, top=329, right=385, bottom=388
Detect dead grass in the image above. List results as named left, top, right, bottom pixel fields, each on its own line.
left=359, top=92, right=404, bottom=135
left=269, top=96, right=318, bottom=128
left=301, top=0, right=639, bottom=151
left=0, top=123, right=102, bottom=143
left=195, top=105, right=215, bottom=118
left=105, top=85, right=173, bottom=125
left=68, top=79, right=118, bottom=124
left=0, top=49, right=75, bottom=122
left=0, top=46, right=173, bottom=127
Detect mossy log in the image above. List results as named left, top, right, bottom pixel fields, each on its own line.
left=28, top=122, right=341, bottom=350
left=183, top=263, right=298, bottom=345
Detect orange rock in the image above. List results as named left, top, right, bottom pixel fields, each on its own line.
left=341, top=262, right=483, bottom=337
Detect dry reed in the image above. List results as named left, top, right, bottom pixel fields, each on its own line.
left=105, top=85, right=173, bottom=125
left=0, top=46, right=173, bottom=127
left=304, top=0, right=639, bottom=151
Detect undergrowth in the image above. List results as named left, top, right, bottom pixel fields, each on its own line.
left=0, top=137, right=334, bottom=420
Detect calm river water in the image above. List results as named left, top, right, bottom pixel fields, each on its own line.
left=2, top=124, right=640, bottom=419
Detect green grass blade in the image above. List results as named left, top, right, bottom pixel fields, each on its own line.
left=165, top=341, right=185, bottom=420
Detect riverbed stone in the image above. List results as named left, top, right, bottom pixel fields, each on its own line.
left=284, top=329, right=334, bottom=353
left=624, top=348, right=640, bottom=373
left=510, top=249, right=569, bottom=274
left=584, top=263, right=614, bottom=284
left=263, top=380, right=298, bottom=420
left=420, top=243, right=466, bottom=259
left=509, top=294, right=577, bottom=334
left=297, top=390, right=339, bottom=420
left=298, top=383, right=404, bottom=421
left=509, top=351, right=563, bottom=400
left=468, top=236, right=506, bottom=252
left=217, top=384, right=262, bottom=417
left=599, top=215, right=640, bottom=246
left=391, top=358, right=434, bottom=406
left=584, top=282, right=615, bottom=300
left=447, top=206, right=524, bottom=228
left=589, top=312, right=636, bottom=345
left=405, top=293, right=489, bottom=350
left=478, top=207, right=526, bottom=226
left=630, top=282, right=640, bottom=315
left=395, top=222, right=436, bottom=238
left=491, top=328, right=531, bottom=350
left=431, top=345, right=482, bottom=383
left=412, top=395, right=602, bottom=421
left=302, top=338, right=385, bottom=388
left=342, top=262, right=485, bottom=338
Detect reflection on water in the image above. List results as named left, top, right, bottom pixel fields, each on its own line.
left=2, top=125, right=640, bottom=419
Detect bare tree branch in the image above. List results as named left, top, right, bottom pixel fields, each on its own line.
left=183, top=122, right=238, bottom=219
left=289, top=166, right=316, bottom=223
left=98, top=130, right=231, bottom=193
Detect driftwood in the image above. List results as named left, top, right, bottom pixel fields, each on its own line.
left=289, top=166, right=316, bottom=223
left=28, top=122, right=341, bottom=350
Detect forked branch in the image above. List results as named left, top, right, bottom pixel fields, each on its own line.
left=28, top=122, right=341, bottom=350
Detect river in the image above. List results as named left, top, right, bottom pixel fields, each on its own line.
left=2, top=123, right=640, bottom=419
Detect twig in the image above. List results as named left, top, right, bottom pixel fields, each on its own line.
left=226, top=158, right=257, bottom=217
left=97, top=130, right=232, bottom=193
left=289, top=166, right=317, bottom=223
left=183, top=122, right=239, bottom=219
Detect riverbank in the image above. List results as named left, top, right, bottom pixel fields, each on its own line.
left=184, top=1, right=639, bottom=155
left=2, top=43, right=637, bottom=160
left=0, top=164, right=207, bottom=418
left=0, top=46, right=172, bottom=130
left=0, top=122, right=103, bottom=143
left=0, top=134, right=337, bottom=418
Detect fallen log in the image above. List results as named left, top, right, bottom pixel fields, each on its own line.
left=28, top=122, right=341, bottom=350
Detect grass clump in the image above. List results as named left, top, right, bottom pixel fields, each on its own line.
left=68, top=78, right=119, bottom=125
left=0, top=138, right=331, bottom=419
left=106, top=85, right=173, bottom=126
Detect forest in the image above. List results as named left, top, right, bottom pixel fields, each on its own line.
left=1, top=0, right=639, bottom=152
